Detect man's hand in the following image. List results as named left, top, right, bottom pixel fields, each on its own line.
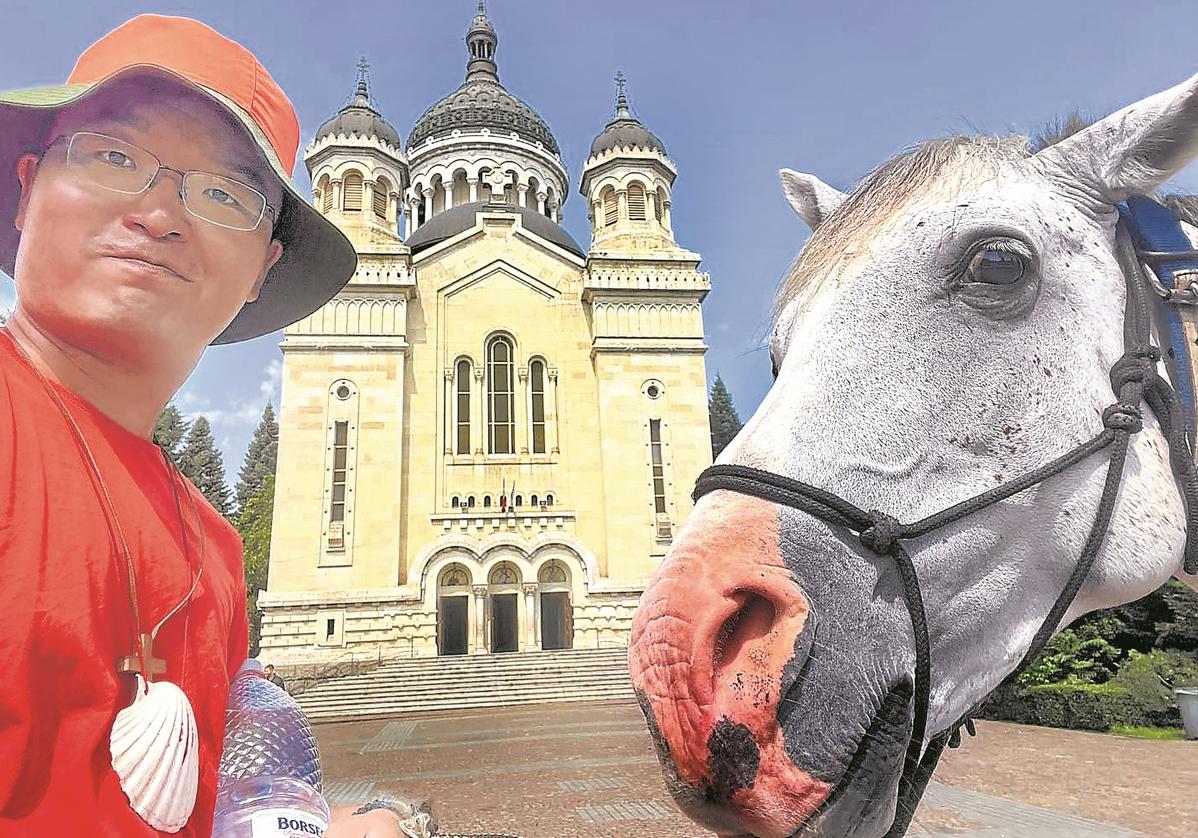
left=324, top=803, right=409, bottom=838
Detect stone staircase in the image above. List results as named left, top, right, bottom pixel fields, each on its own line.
left=295, top=646, right=635, bottom=722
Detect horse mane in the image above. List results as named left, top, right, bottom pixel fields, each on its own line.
left=772, top=135, right=1031, bottom=326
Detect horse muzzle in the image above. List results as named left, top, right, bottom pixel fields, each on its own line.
left=628, top=493, right=834, bottom=838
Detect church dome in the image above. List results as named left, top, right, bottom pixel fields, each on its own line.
left=316, top=70, right=400, bottom=149
left=406, top=1, right=558, bottom=156
left=588, top=77, right=665, bottom=158
left=407, top=79, right=559, bottom=155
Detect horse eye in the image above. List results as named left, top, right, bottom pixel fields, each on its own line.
left=966, top=248, right=1025, bottom=285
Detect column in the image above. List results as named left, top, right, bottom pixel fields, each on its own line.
left=408, top=197, right=421, bottom=233
left=617, top=189, right=628, bottom=223
left=663, top=199, right=672, bottom=233
left=547, top=367, right=560, bottom=454
left=472, top=585, right=488, bottom=654
left=523, top=583, right=540, bottom=651
left=365, top=180, right=377, bottom=219
left=473, top=367, right=485, bottom=455
left=443, top=180, right=454, bottom=212
left=332, top=179, right=343, bottom=211
left=647, top=190, right=658, bottom=226
left=551, top=205, right=560, bottom=224
left=536, top=191, right=547, bottom=215
left=516, top=366, right=529, bottom=455
left=517, top=184, right=529, bottom=208
left=423, top=188, right=434, bottom=223
left=468, top=177, right=479, bottom=204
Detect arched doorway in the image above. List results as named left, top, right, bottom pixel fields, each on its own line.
left=488, top=562, right=521, bottom=653
left=538, top=560, right=573, bottom=650
left=437, top=563, right=471, bottom=656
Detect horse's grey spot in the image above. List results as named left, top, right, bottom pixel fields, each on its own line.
left=706, top=717, right=759, bottom=801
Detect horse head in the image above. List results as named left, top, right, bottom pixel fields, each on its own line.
left=629, top=73, right=1198, bottom=838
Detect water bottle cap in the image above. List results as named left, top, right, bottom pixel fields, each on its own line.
left=236, top=658, right=265, bottom=677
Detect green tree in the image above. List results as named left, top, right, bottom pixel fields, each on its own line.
left=152, top=403, right=189, bottom=469
left=237, top=474, right=274, bottom=656
left=709, top=374, right=743, bottom=459
left=180, top=415, right=231, bottom=517
left=235, top=403, right=278, bottom=515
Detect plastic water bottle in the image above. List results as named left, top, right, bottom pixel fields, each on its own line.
left=212, top=660, right=331, bottom=837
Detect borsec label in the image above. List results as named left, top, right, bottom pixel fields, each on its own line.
left=250, top=807, right=329, bottom=837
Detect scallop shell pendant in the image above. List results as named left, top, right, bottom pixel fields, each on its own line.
left=109, top=675, right=199, bottom=832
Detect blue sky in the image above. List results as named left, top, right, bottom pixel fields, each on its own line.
left=5, top=0, right=1198, bottom=474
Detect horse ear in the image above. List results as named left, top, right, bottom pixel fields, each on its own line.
left=1035, top=72, right=1198, bottom=204
left=780, top=169, right=846, bottom=231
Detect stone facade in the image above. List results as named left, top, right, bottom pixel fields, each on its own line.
left=258, top=7, right=711, bottom=665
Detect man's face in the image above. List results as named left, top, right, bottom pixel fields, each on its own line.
left=11, top=80, right=283, bottom=366
left=264, top=665, right=274, bottom=675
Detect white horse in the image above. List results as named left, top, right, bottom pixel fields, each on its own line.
left=629, top=72, right=1198, bottom=838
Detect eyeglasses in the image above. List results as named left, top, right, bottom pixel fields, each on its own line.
left=49, top=131, right=277, bottom=232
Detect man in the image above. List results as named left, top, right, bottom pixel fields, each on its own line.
left=0, top=15, right=404, bottom=837
left=264, top=663, right=286, bottom=691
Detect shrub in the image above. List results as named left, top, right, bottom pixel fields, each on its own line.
left=982, top=650, right=1198, bottom=731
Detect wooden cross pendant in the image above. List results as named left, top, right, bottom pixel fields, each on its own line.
left=117, top=632, right=168, bottom=678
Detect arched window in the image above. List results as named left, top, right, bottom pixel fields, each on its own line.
left=318, top=175, right=333, bottom=214
left=545, top=493, right=554, bottom=507
left=627, top=183, right=647, bottom=220
left=483, top=494, right=492, bottom=508
left=602, top=187, right=617, bottom=226
left=374, top=176, right=391, bottom=218
left=514, top=494, right=523, bottom=508
left=487, top=336, right=515, bottom=454
left=538, top=561, right=568, bottom=584
left=490, top=562, right=519, bottom=585
left=529, top=359, right=546, bottom=454
left=455, top=359, right=471, bottom=455
left=440, top=563, right=470, bottom=587
left=342, top=172, right=363, bottom=211
left=467, top=495, right=476, bottom=508
left=655, top=186, right=666, bottom=223
left=451, top=496, right=460, bottom=508
left=530, top=494, right=539, bottom=507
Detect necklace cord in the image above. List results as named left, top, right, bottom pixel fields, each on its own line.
left=2, top=330, right=205, bottom=688
left=688, top=218, right=1198, bottom=836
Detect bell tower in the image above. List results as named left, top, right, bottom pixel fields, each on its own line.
left=580, top=72, right=677, bottom=250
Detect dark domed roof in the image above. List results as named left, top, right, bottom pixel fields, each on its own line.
left=316, top=72, right=400, bottom=149
left=588, top=76, right=666, bottom=158
left=407, top=3, right=558, bottom=155
left=590, top=117, right=666, bottom=158
left=405, top=202, right=583, bottom=256
left=407, top=78, right=558, bottom=155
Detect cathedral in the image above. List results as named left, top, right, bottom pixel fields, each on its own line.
left=259, top=4, right=713, bottom=663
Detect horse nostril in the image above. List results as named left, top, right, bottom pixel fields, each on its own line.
left=713, top=590, right=778, bottom=675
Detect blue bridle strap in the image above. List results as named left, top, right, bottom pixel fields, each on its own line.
left=1120, top=195, right=1198, bottom=450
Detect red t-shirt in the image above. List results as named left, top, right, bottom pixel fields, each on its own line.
left=0, top=331, right=249, bottom=837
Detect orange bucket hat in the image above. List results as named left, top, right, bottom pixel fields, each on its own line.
left=0, top=14, right=356, bottom=343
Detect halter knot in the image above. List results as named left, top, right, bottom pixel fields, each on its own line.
left=1102, top=402, right=1143, bottom=433
left=859, top=510, right=902, bottom=555
left=1110, top=348, right=1159, bottom=394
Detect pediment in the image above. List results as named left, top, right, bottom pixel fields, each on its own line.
left=440, top=259, right=559, bottom=301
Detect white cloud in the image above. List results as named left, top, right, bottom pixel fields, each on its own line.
left=177, top=359, right=282, bottom=471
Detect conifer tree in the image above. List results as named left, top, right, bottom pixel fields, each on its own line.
left=237, top=474, right=275, bottom=656
left=235, top=403, right=278, bottom=515
left=152, top=403, right=189, bottom=469
left=708, top=374, right=743, bottom=459
left=180, top=415, right=231, bottom=516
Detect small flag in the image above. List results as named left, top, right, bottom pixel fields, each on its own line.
left=500, top=477, right=507, bottom=512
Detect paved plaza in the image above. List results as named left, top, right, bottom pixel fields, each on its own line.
left=312, top=700, right=1193, bottom=837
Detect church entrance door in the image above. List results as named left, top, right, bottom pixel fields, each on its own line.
left=490, top=593, right=519, bottom=653
left=438, top=595, right=469, bottom=656
left=540, top=591, right=572, bottom=650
